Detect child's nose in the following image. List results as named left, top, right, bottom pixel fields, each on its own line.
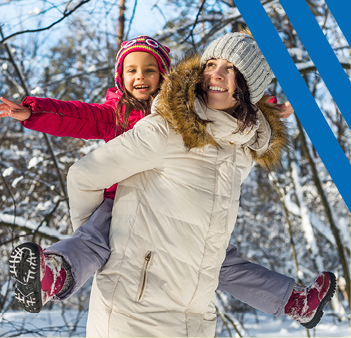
left=136, top=71, right=146, bottom=79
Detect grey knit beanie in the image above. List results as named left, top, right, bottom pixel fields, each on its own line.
left=200, top=32, right=273, bottom=103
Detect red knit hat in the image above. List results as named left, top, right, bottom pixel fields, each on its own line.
left=115, top=35, right=171, bottom=92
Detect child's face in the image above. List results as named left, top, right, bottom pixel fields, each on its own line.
left=123, top=52, right=161, bottom=101
left=202, top=59, right=237, bottom=111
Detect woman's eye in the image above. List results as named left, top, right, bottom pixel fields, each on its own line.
left=207, top=62, right=216, bottom=68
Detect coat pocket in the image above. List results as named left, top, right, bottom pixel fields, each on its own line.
left=136, top=251, right=153, bottom=302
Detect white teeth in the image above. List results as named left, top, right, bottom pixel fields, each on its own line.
left=135, top=85, right=148, bottom=89
left=209, top=86, right=226, bottom=92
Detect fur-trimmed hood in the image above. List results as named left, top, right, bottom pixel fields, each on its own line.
left=155, top=55, right=288, bottom=170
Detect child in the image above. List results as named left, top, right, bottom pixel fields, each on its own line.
left=5, top=35, right=172, bottom=310
left=4, top=34, right=333, bottom=331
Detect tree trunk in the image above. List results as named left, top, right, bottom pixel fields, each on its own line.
left=269, top=173, right=303, bottom=285
left=290, top=156, right=324, bottom=272
left=296, top=116, right=350, bottom=305
left=117, top=0, right=126, bottom=50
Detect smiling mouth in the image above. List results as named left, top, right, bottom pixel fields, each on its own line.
left=134, top=85, right=149, bottom=90
left=208, top=85, right=227, bottom=92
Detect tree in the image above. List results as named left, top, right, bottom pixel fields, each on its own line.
left=0, top=1, right=121, bottom=335
left=0, top=0, right=349, bottom=336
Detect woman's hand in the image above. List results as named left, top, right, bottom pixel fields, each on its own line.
left=0, top=97, right=32, bottom=121
left=276, top=101, right=294, bottom=119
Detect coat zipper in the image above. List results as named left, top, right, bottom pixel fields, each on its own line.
left=137, top=251, right=152, bottom=302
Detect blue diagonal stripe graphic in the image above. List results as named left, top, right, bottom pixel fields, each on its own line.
left=233, top=0, right=351, bottom=210
left=279, top=0, right=351, bottom=126
left=324, top=0, right=351, bottom=47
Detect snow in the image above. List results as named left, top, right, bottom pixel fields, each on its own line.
left=45, top=256, right=64, bottom=296
left=79, top=141, right=103, bottom=155
left=296, top=60, right=315, bottom=71
left=2, top=166, right=14, bottom=177
left=0, top=309, right=87, bottom=337
left=65, top=1, right=81, bottom=12
left=28, top=7, right=42, bottom=16
left=30, top=86, right=44, bottom=95
left=0, top=309, right=349, bottom=337
left=0, top=213, right=70, bottom=240
left=87, top=65, right=96, bottom=72
left=295, top=55, right=350, bottom=72
left=338, top=217, right=351, bottom=249
left=28, top=156, right=43, bottom=169
left=288, top=47, right=305, bottom=60
left=230, top=313, right=350, bottom=337
left=291, top=160, right=324, bottom=271
left=283, top=169, right=348, bottom=251
left=12, top=175, right=24, bottom=188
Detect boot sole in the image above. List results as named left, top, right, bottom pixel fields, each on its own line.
left=9, top=243, right=43, bottom=313
left=301, top=272, right=336, bottom=329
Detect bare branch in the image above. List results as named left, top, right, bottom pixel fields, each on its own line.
left=151, top=3, right=167, bottom=24
left=0, top=0, right=91, bottom=45
left=270, top=57, right=351, bottom=83
left=180, top=0, right=207, bottom=44
left=0, top=27, right=70, bottom=213
left=42, top=65, right=110, bottom=88
left=125, top=0, right=138, bottom=40
left=32, top=198, right=68, bottom=241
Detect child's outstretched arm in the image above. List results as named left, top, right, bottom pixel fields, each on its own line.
left=0, top=97, right=32, bottom=121
left=1, top=89, right=119, bottom=140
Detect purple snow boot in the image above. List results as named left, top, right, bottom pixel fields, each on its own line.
left=284, top=271, right=336, bottom=329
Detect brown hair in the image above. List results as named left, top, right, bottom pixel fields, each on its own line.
left=115, top=77, right=163, bottom=134
left=195, top=63, right=258, bottom=133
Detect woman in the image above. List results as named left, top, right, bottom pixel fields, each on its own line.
left=67, top=31, right=335, bottom=337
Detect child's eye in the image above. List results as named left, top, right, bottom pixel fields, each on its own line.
left=146, top=68, right=156, bottom=72
left=207, top=62, right=216, bottom=68
left=127, top=69, right=136, bottom=73
left=228, top=65, right=234, bottom=70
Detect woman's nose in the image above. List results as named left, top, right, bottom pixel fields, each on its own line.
left=211, top=68, right=224, bottom=80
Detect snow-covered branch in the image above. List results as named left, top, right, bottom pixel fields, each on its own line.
left=0, top=213, right=70, bottom=243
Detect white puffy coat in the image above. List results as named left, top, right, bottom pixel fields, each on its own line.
left=67, top=56, right=288, bottom=337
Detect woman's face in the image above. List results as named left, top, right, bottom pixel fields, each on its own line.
left=202, top=58, right=237, bottom=111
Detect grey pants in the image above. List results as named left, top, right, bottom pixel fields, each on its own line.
left=46, top=199, right=294, bottom=317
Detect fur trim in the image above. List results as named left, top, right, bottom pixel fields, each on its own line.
left=155, top=55, right=219, bottom=150
left=238, top=27, right=253, bottom=37
left=155, top=55, right=288, bottom=169
left=252, top=95, right=289, bottom=170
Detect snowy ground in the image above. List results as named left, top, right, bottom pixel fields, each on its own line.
left=216, top=312, right=350, bottom=337
left=0, top=310, right=349, bottom=337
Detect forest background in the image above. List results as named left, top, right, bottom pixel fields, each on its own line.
left=0, top=0, right=350, bottom=337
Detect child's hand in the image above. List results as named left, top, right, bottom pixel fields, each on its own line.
left=276, top=101, right=294, bottom=119
left=0, top=97, right=32, bottom=121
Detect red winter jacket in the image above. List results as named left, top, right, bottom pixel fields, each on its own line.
left=21, top=87, right=147, bottom=199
